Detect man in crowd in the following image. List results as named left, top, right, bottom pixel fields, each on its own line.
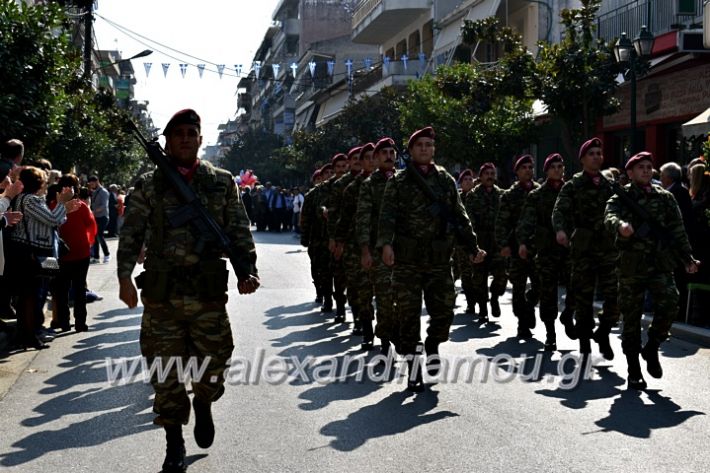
left=88, top=175, right=111, bottom=263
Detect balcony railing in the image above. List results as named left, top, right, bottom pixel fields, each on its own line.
left=353, top=0, right=382, bottom=28
left=596, top=0, right=704, bottom=41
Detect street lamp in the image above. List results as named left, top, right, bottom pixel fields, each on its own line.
left=96, top=49, right=153, bottom=73
left=614, top=26, right=655, bottom=156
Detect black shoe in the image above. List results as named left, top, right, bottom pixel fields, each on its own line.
left=592, top=327, right=614, bottom=360
left=20, top=335, right=49, bottom=350
left=641, top=342, right=663, bottom=379
left=192, top=397, right=215, bottom=449
left=361, top=339, right=374, bottom=350
left=560, top=308, right=577, bottom=340
left=544, top=334, right=557, bottom=352
left=626, top=354, right=647, bottom=390
left=465, top=304, right=476, bottom=315
left=490, top=297, right=501, bottom=318
left=315, top=295, right=323, bottom=304
left=321, top=296, right=333, bottom=313
left=352, top=326, right=363, bottom=336
left=74, top=324, right=89, bottom=333
left=424, top=338, right=441, bottom=377
left=406, top=357, right=424, bottom=392
left=162, top=426, right=187, bottom=473
left=517, top=326, right=533, bottom=339
left=478, top=302, right=489, bottom=323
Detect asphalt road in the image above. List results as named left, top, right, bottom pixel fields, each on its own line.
left=0, top=232, right=708, bottom=472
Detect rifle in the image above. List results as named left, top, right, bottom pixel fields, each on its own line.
left=403, top=157, right=478, bottom=254
left=127, top=121, right=255, bottom=280
left=610, top=181, right=672, bottom=248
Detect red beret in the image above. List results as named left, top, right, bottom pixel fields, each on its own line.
left=457, top=169, right=474, bottom=184
left=625, top=151, right=653, bottom=171
left=514, top=154, right=534, bottom=172
left=162, top=108, right=201, bottom=135
left=479, top=162, right=496, bottom=175
left=359, top=143, right=375, bottom=159
left=311, top=169, right=321, bottom=182
left=347, top=146, right=363, bottom=160
left=543, top=153, right=563, bottom=172
left=578, top=137, right=603, bottom=160
left=374, top=137, right=396, bottom=155
left=320, top=163, right=333, bottom=172
left=407, top=126, right=435, bottom=149
left=331, top=153, right=347, bottom=165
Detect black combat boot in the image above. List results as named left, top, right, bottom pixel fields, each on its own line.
left=315, top=293, right=323, bottom=304
left=490, top=295, right=501, bottom=318
left=626, top=353, right=647, bottom=390
left=162, top=425, right=187, bottom=473
left=361, top=320, right=374, bottom=350
left=406, top=355, right=424, bottom=392
left=592, top=321, right=614, bottom=361
left=335, top=299, right=346, bottom=322
left=478, top=300, right=489, bottom=323
left=559, top=307, right=577, bottom=340
left=192, top=397, right=215, bottom=449
left=641, top=339, right=663, bottom=379
left=321, top=294, right=333, bottom=314
left=424, top=338, right=441, bottom=377
left=578, top=337, right=591, bottom=354
left=464, top=289, right=476, bottom=314
left=543, top=320, right=557, bottom=351
left=380, top=339, right=391, bottom=357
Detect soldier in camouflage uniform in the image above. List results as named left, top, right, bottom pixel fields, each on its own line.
left=552, top=138, right=619, bottom=360
left=454, top=169, right=477, bottom=314
left=604, top=151, right=700, bottom=390
left=378, top=127, right=485, bottom=391
left=322, top=152, right=354, bottom=320
left=495, top=155, right=540, bottom=337
left=464, top=163, right=507, bottom=321
left=300, top=167, right=330, bottom=307
left=335, top=143, right=376, bottom=347
left=516, top=153, right=571, bottom=350
left=357, top=137, right=398, bottom=355
left=117, top=110, right=259, bottom=473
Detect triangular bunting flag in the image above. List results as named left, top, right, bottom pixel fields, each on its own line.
left=253, top=61, right=262, bottom=78
left=401, top=54, right=409, bottom=71
left=197, top=64, right=205, bottom=78
left=326, top=60, right=335, bottom=77
left=217, top=64, right=225, bottom=78
left=179, top=63, right=188, bottom=78
left=144, top=62, right=152, bottom=78
left=162, top=63, right=170, bottom=78
left=235, top=64, right=242, bottom=76
left=308, top=61, right=316, bottom=78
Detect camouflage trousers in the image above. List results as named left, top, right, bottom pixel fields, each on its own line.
left=372, top=255, right=397, bottom=343
left=454, top=248, right=475, bottom=306
left=570, top=253, right=619, bottom=338
left=619, top=270, right=678, bottom=354
left=392, top=263, right=456, bottom=355
left=343, top=244, right=374, bottom=323
left=509, top=254, right=539, bottom=325
left=331, top=253, right=347, bottom=306
left=308, top=240, right=333, bottom=297
left=140, top=293, right=234, bottom=426
left=535, top=249, right=570, bottom=322
left=471, top=252, right=508, bottom=302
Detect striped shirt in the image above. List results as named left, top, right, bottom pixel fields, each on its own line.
left=10, top=193, right=66, bottom=250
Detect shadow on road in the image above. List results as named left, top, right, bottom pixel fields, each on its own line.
left=535, top=365, right=626, bottom=409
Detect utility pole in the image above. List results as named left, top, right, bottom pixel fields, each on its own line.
left=82, top=0, right=93, bottom=80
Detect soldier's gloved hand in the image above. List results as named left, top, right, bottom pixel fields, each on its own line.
left=119, top=277, right=138, bottom=308
left=382, top=244, right=395, bottom=267
left=618, top=222, right=635, bottom=238
left=686, top=259, right=701, bottom=274
left=470, top=249, right=486, bottom=265
left=238, top=275, right=260, bottom=294
left=518, top=244, right=528, bottom=260
left=556, top=230, right=569, bottom=247
left=500, top=246, right=511, bottom=258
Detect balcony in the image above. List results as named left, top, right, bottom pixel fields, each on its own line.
left=351, top=61, right=419, bottom=96
left=283, top=18, right=299, bottom=37
left=596, top=0, right=704, bottom=42
left=352, top=0, right=430, bottom=44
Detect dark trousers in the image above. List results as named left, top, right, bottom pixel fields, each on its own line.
left=53, top=258, right=90, bottom=328
left=92, top=216, right=110, bottom=258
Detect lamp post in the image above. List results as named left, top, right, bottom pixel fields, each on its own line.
left=96, top=49, right=153, bottom=74
left=614, top=26, right=655, bottom=157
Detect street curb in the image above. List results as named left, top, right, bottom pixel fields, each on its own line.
left=646, top=316, right=710, bottom=348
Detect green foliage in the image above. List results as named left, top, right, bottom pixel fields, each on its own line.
left=222, top=128, right=292, bottom=185
left=535, top=0, right=622, bottom=160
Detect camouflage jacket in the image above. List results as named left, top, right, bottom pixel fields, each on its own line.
left=356, top=169, right=392, bottom=249
left=300, top=183, right=327, bottom=245
left=117, top=160, right=256, bottom=279
left=464, top=184, right=501, bottom=252
left=334, top=172, right=368, bottom=244
left=604, top=182, right=693, bottom=273
left=495, top=181, right=540, bottom=251
left=552, top=171, right=616, bottom=257
left=377, top=164, right=479, bottom=260
left=325, top=172, right=357, bottom=240
left=516, top=180, right=562, bottom=253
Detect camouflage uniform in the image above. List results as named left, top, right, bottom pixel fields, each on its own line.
left=335, top=173, right=374, bottom=338
left=377, top=165, right=480, bottom=356
left=323, top=173, right=356, bottom=312
left=454, top=189, right=476, bottom=311
left=117, top=161, right=256, bottom=426
left=517, top=180, right=571, bottom=327
left=300, top=183, right=332, bottom=301
left=552, top=172, right=619, bottom=344
left=356, top=169, right=397, bottom=344
left=604, top=183, right=693, bottom=355
left=464, top=184, right=507, bottom=312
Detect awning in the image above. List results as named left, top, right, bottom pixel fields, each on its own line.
left=293, top=102, right=316, bottom=131
left=682, top=107, right=710, bottom=138
left=315, top=90, right=350, bottom=127
left=465, top=0, right=502, bottom=23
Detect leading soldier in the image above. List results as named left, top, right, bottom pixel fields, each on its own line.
left=604, top=151, right=700, bottom=389
left=117, top=109, right=259, bottom=473
left=377, top=127, right=485, bottom=391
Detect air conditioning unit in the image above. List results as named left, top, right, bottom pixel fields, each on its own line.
left=679, top=29, right=707, bottom=52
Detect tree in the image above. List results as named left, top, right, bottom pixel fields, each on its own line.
left=535, top=0, right=622, bottom=162
left=222, top=128, right=290, bottom=185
